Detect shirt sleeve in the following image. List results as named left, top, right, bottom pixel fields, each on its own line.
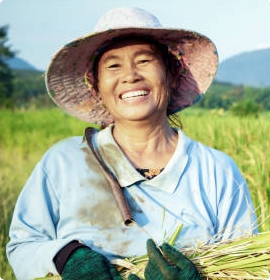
left=6, top=160, right=73, bottom=280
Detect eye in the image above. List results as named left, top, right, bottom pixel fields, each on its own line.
left=138, top=59, right=151, bottom=64
left=106, top=63, right=121, bottom=70
left=136, top=54, right=155, bottom=65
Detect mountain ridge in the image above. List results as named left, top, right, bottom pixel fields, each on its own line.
left=216, top=48, right=270, bottom=87
left=5, top=57, right=37, bottom=70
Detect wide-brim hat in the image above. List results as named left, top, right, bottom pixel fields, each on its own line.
left=45, top=7, right=218, bottom=126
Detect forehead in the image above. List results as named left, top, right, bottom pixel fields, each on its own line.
left=99, top=38, right=162, bottom=59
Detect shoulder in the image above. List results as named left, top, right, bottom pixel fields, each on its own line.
left=40, top=126, right=114, bottom=167
left=184, top=132, right=233, bottom=161
left=179, top=131, right=248, bottom=199
left=40, top=136, right=85, bottom=165
left=179, top=130, right=240, bottom=173
left=47, top=136, right=84, bottom=153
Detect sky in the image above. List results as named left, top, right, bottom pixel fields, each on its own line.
left=0, top=0, right=270, bottom=71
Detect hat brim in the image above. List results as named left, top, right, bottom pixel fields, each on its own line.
left=45, top=27, right=218, bottom=125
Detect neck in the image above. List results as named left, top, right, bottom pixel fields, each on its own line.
left=112, top=118, right=178, bottom=169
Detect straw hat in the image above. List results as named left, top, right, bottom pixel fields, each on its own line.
left=45, top=7, right=218, bottom=126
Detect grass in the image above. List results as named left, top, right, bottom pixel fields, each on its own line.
left=0, top=107, right=269, bottom=279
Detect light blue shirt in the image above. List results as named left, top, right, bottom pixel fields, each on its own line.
left=6, top=125, right=257, bottom=280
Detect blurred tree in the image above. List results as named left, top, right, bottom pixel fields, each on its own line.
left=0, top=25, right=16, bottom=108
left=12, top=69, right=49, bottom=108
left=230, top=99, right=261, bottom=117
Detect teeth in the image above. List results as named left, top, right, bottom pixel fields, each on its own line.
left=121, top=90, right=149, bottom=100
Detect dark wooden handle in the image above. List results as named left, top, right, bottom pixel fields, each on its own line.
left=85, top=127, right=133, bottom=226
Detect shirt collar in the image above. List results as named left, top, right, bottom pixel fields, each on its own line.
left=144, top=129, right=190, bottom=193
left=93, top=125, right=191, bottom=193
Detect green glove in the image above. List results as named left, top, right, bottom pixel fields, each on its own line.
left=144, top=239, right=201, bottom=280
left=61, top=247, right=123, bottom=280
left=128, top=274, right=141, bottom=280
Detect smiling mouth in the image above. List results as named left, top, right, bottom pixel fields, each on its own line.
left=120, top=90, right=149, bottom=100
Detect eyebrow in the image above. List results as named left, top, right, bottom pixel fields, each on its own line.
left=134, top=50, right=157, bottom=58
left=102, top=55, right=120, bottom=64
left=102, top=49, right=158, bottom=64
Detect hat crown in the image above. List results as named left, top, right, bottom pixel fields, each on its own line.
left=94, top=7, right=162, bottom=32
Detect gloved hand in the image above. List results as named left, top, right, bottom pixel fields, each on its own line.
left=62, top=246, right=140, bottom=280
left=144, top=239, right=201, bottom=280
left=128, top=274, right=141, bottom=280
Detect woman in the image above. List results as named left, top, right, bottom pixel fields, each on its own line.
left=6, top=7, right=257, bottom=280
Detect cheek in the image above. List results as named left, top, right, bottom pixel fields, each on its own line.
left=98, top=79, right=117, bottom=108
left=154, top=64, right=167, bottom=85
left=97, top=66, right=109, bottom=92
left=156, top=68, right=170, bottom=100
left=97, top=74, right=113, bottom=97
left=98, top=68, right=118, bottom=91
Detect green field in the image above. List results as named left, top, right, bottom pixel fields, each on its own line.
left=0, top=108, right=269, bottom=279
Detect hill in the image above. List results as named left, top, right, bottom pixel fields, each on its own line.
left=5, top=56, right=37, bottom=70
left=216, top=48, right=270, bottom=87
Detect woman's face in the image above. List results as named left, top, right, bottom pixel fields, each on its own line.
left=97, top=39, right=170, bottom=125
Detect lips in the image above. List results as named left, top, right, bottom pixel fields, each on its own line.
left=120, top=90, right=149, bottom=100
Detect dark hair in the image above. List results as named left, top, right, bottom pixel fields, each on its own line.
left=92, top=35, right=183, bottom=128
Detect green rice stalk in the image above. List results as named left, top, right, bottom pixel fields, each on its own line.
left=35, top=229, right=270, bottom=280
left=34, top=276, right=61, bottom=280
left=118, top=230, right=270, bottom=280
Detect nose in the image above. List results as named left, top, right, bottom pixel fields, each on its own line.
left=121, top=63, right=142, bottom=83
